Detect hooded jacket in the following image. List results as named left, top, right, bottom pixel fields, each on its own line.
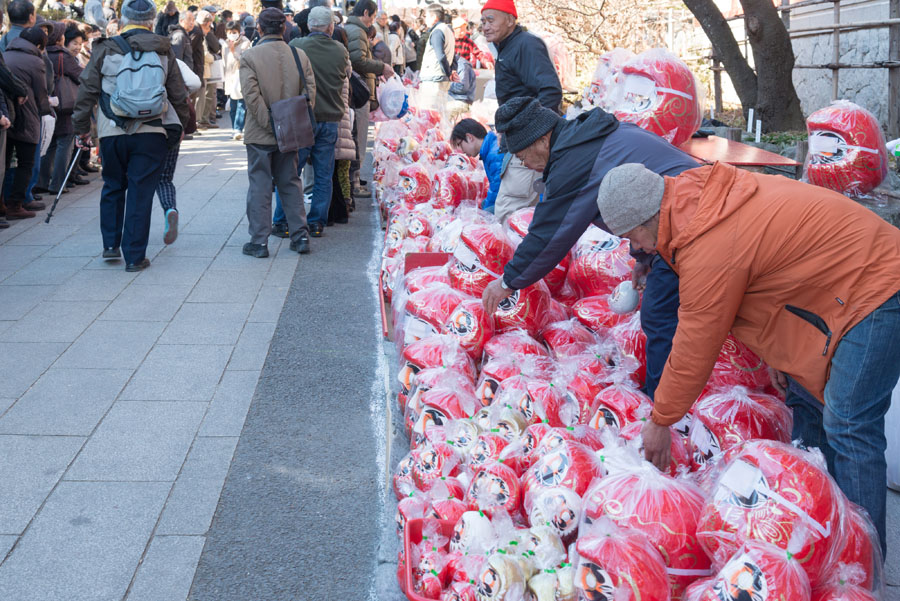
left=650, top=162, right=900, bottom=426
left=4, top=37, right=51, bottom=145
left=503, top=108, right=698, bottom=290
left=239, top=34, right=316, bottom=146
left=344, top=15, right=384, bottom=100
left=479, top=130, right=503, bottom=212
left=169, top=24, right=194, bottom=73
left=155, top=11, right=180, bottom=36
left=495, top=26, right=562, bottom=113
left=73, top=28, right=191, bottom=140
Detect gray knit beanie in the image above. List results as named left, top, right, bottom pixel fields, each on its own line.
left=495, top=97, right=559, bottom=154
left=596, top=163, right=665, bottom=236
left=122, top=0, right=157, bottom=22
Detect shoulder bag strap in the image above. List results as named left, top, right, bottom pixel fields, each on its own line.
left=289, top=46, right=309, bottom=98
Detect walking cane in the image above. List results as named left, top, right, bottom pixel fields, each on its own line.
left=44, top=147, right=83, bottom=224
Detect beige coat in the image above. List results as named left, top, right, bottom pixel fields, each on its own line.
left=238, top=34, right=316, bottom=147
left=335, top=65, right=355, bottom=161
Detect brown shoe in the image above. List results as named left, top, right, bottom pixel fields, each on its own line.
left=23, top=200, right=46, bottom=211
left=0, top=217, right=9, bottom=229
left=205, top=123, right=219, bottom=129
left=6, top=204, right=36, bottom=219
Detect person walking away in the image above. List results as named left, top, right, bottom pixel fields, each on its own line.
left=154, top=1, right=178, bottom=36
left=0, top=0, right=36, bottom=52
left=3, top=27, right=51, bottom=219
left=480, top=97, right=698, bottom=403
left=239, top=7, right=312, bottom=257
left=388, top=21, right=404, bottom=75
left=344, top=0, right=393, bottom=198
left=222, top=20, right=249, bottom=140
left=418, top=4, right=453, bottom=111
left=188, top=9, right=206, bottom=129
left=277, top=5, right=349, bottom=238
left=480, top=0, right=561, bottom=223
left=38, top=22, right=83, bottom=195
left=446, top=55, right=475, bottom=121
left=73, top=0, right=190, bottom=271
left=596, top=161, right=900, bottom=557
left=450, top=118, right=502, bottom=213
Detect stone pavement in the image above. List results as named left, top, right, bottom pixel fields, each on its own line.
left=0, top=127, right=299, bottom=601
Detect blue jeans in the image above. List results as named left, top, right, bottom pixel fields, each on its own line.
left=641, top=256, right=680, bottom=398
left=273, top=121, right=337, bottom=227
left=787, top=290, right=900, bottom=557
left=229, top=98, right=245, bottom=132
left=27, top=126, right=42, bottom=201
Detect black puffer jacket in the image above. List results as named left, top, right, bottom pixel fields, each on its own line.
left=503, top=108, right=699, bottom=290
left=4, top=37, right=51, bottom=144
left=494, top=26, right=562, bottom=114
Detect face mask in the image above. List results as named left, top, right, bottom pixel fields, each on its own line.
left=227, top=32, right=239, bottom=41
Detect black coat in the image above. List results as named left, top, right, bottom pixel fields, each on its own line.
left=4, top=37, right=51, bottom=144
left=494, top=26, right=562, bottom=114
left=189, top=25, right=205, bottom=79
left=155, top=11, right=180, bottom=37
left=169, top=24, right=193, bottom=72
left=503, top=109, right=699, bottom=291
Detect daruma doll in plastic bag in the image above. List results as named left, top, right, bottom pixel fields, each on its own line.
left=449, top=224, right=515, bottom=298
left=683, top=539, right=811, bottom=601
left=612, top=48, right=702, bottom=147
left=582, top=464, right=712, bottom=598
left=433, top=168, right=470, bottom=210
left=493, top=280, right=552, bottom=338
left=707, top=334, right=771, bottom=393
left=697, top=440, right=845, bottom=588
left=574, top=518, right=670, bottom=601
left=567, top=233, right=634, bottom=299
left=804, top=100, right=888, bottom=196
left=689, top=387, right=792, bottom=469
left=398, top=163, right=434, bottom=207
left=522, top=440, right=605, bottom=500
left=466, top=460, right=522, bottom=517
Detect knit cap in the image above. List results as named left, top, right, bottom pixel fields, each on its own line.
left=595, top=163, right=665, bottom=236
left=307, top=6, right=332, bottom=28
left=482, top=0, right=517, bottom=18
left=121, top=0, right=157, bottom=22
left=494, top=97, right=559, bottom=154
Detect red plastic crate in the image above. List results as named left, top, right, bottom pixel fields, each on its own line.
left=402, top=517, right=456, bottom=601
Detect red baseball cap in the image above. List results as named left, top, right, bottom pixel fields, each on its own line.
left=481, top=0, right=517, bottom=18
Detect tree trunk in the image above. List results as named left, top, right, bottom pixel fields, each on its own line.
left=739, top=0, right=807, bottom=131
left=683, top=0, right=758, bottom=115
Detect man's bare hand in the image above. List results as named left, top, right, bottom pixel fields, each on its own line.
left=482, top=278, right=513, bottom=315
left=631, top=261, right=650, bottom=291
left=769, top=367, right=788, bottom=396
left=641, top=420, right=672, bottom=472
left=0, top=116, right=10, bottom=130
left=450, top=72, right=460, bottom=83
left=381, top=63, right=394, bottom=79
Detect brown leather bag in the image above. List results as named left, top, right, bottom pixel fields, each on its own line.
left=270, top=47, right=316, bottom=153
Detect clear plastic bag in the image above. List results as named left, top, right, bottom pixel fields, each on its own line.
left=378, top=74, right=410, bottom=119
left=802, top=100, right=889, bottom=198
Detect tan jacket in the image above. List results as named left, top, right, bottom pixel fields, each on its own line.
left=238, top=34, right=316, bottom=147
left=335, top=65, right=355, bottom=161
left=651, top=162, right=900, bottom=426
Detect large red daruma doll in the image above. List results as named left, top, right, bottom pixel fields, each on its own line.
left=505, top=207, right=571, bottom=295
left=573, top=295, right=629, bottom=333
left=707, top=334, right=771, bottom=393
left=398, top=163, right=434, bottom=207
left=433, top=168, right=469, bottom=210
left=613, top=48, right=703, bottom=147
left=575, top=520, right=671, bottom=601
left=587, top=383, right=652, bottom=430
left=522, top=440, right=605, bottom=501
left=448, top=224, right=515, bottom=298
left=684, top=539, right=811, bottom=601
left=689, top=387, right=793, bottom=469
left=567, top=234, right=634, bottom=299
left=581, top=466, right=712, bottom=599
left=805, top=100, right=889, bottom=196
left=493, top=280, right=553, bottom=338
left=402, top=286, right=494, bottom=358
left=465, top=460, right=522, bottom=517
left=697, top=440, right=845, bottom=588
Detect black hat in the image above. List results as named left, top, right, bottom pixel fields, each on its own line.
left=495, top=97, right=560, bottom=154
left=258, top=6, right=285, bottom=26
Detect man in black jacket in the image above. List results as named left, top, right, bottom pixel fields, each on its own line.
left=482, top=97, right=699, bottom=400
left=154, top=1, right=178, bottom=36
left=479, top=0, right=562, bottom=223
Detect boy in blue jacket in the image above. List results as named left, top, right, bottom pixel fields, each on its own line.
left=450, top=118, right=504, bottom=213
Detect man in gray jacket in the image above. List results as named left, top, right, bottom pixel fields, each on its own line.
left=419, top=4, right=454, bottom=111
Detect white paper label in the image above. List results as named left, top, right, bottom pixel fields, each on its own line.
left=809, top=133, right=840, bottom=154
left=720, top=459, right=762, bottom=500
left=453, top=243, right=480, bottom=271
left=404, top=316, right=437, bottom=344
left=623, top=74, right=655, bottom=98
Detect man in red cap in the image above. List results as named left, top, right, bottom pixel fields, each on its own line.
left=480, top=0, right=562, bottom=223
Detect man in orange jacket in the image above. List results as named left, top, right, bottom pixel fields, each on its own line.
left=596, top=161, right=900, bottom=553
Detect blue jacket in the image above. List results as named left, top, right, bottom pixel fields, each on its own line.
left=479, top=130, right=504, bottom=212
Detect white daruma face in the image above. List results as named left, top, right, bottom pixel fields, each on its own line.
left=608, top=280, right=640, bottom=314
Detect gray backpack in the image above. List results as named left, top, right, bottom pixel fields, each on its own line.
left=109, top=35, right=166, bottom=121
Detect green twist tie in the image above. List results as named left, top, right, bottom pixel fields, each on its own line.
left=560, top=562, right=571, bottom=568
left=448, top=495, right=455, bottom=500
left=542, top=419, right=549, bottom=424
left=509, top=540, right=518, bottom=546
left=544, top=568, right=557, bottom=574
left=470, top=579, right=475, bottom=585
left=490, top=428, right=500, bottom=433
left=506, top=404, right=512, bottom=409
left=498, top=549, right=507, bottom=554
left=447, top=440, right=455, bottom=445
left=786, top=551, right=793, bottom=561
left=478, top=510, right=484, bottom=517
left=432, top=546, right=437, bottom=552
left=409, top=492, right=415, bottom=497
left=431, top=569, right=438, bottom=576
left=566, top=426, right=575, bottom=431
left=422, top=536, right=428, bottom=541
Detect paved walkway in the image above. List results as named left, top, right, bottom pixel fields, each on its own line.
left=0, top=127, right=299, bottom=601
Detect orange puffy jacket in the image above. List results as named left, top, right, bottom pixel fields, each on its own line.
left=651, top=162, right=900, bottom=426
